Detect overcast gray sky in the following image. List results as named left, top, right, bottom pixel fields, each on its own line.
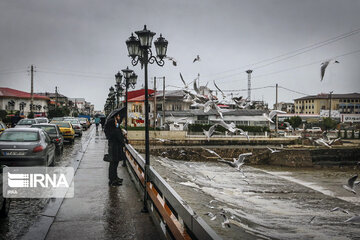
left=1, top=0, right=360, bottom=110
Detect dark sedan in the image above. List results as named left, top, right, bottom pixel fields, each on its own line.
left=31, top=124, right=64, bottom=153
left=0, top=128, right=56, bottom=166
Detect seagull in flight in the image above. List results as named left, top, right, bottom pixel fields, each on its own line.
left=214, top=81, right=226, bottom=99
left=179, top=72, right=190, bottom=89
left=267, top=147, right=281, bottom=153
left=320, top=59, right=339, bottom=81
left=263, top=110, right=287, bottom=123
left=203, top=124, right=219, bottom=141
left=218, top=152, right=252, bottom=170
left=204, top=212, right=217, bottom=221
left=220, top=213, right=231, bottom=228
left=201, top=147, right=225, bottom=161
left=330, top=207, right=350, bottom=214
left=193, top=55, right=201, bottom=63
left=165, top=56, right=177, bottom=66
left=343, top=174, right=358, bottom=194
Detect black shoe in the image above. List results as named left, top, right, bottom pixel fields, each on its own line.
left=109, top=180, right=122, bottom=186
left=115, top=177, right=123, bottom=183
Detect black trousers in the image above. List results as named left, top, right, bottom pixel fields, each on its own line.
left=108, top=140, right=120, bottom=182
left=109, top=160, right=119, bottom=182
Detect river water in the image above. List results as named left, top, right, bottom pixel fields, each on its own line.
left=152, top=156, right=360, bottom=240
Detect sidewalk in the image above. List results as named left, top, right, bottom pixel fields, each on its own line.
left=45, top=130, right=159, bottom=240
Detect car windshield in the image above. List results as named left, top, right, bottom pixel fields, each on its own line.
left=53, top=122, right=71, bottom=128
left=79, top=118, right=86, bottom=122
left=17, top=119, right=36, bottom=125
left=69, top=120, right=80, bottom=124
left=52, top=117, right=64, bottom=121
left=0, top=131, right=39, bottom=142
left=32, top=125, right=57, bottom=134
left=36, top=118, right=48, bottom=123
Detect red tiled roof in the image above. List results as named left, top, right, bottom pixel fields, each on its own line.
left=0, top=87, right=50, bottom=100
left=128, top=95, right=146, bottom=102
left=127, top=89, right=154, bottom=100
left=126, top=89, right=154, bottom=102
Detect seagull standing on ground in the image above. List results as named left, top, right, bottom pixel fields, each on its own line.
left=193, top=55, right=201, bottom=63
left=343, top=174, right=358, bottom=194
left=321, top=59, right=339, bottom=81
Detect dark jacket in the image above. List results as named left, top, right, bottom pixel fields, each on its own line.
left=104, top=118, right=126, bottom=162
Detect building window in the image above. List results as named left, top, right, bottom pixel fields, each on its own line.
left=172, top=104, right=182, bottom=111
left=156, top=104, right=162, bottom=111
left=132, top=104, right=142, bottom=113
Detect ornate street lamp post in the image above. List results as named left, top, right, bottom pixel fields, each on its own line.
left=126, top=25, right=168, bottom=212
left=116, top=67, right=137, bottom=131
left=115, top=72, right=124, bottom=108
left=122, top=67, right=137, bottom=131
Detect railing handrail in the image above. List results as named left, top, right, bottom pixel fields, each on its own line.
left=125, top=143, right=222, bottom=240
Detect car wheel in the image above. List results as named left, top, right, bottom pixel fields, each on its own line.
left=0, top=198, right=10, bottom=218
left=71, top=138, right=75, bottom=144
left=49, top=155, right=55, bottom=166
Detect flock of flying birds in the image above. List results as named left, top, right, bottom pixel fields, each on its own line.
left=159, top=55, right=357, bottom=228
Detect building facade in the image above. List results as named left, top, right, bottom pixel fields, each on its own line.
left=0, top=88, right=49, bottom=116
left=294, top=93, right=360, bottom=115
left=274, top=102, right=295, bottom=113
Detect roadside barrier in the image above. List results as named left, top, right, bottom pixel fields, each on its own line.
left=125, top=144, right=221, bottom=240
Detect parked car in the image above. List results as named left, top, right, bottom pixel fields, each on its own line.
left=50, top=121, right=75, bottom=143
left=64, top=118, right=83, bottom=137
left=35, top=117, right=49, bottom=124
left=0, top=165, right=10, bottom=218
left=31, top=124, right=64, bottom=153
left=0, top=121, right=8, bottom=134
left=306, top=127, right=322, bottom=133
left=51, top=117, right=64, bottom=121
left=78, top=118, right=90, bottom=130
left=0, top=128, right=56, bottom=166
left=14, top=118, right=39, bottom=128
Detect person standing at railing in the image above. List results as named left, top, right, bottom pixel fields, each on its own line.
left=104, top=113, right=127, bottom=186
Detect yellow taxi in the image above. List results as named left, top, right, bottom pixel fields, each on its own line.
left=0, top=121, right=7, bottom=134
left=50, top=121, right=75, bottom=143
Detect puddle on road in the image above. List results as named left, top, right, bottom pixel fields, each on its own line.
left=152, top=156, right=360, bottom=240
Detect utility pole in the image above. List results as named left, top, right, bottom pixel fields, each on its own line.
left=55, top=86, right=58, bottom=109
left=275, top=83, right=279, bottom=134
left=30, top=65, right=34, bottom=116
left=163, top=76, right=166, bottom=127
left=329, top=91, right=333, bottom=119
left=246, top=69, right=253, bottom=101
left=153, top=77, right=157, bottom=128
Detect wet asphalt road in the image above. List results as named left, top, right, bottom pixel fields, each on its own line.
left=0, top=126, right=94, bottom=240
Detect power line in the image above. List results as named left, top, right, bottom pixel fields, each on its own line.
left=212, top=48, right=360, bottom=84
left=0, top=70, right=27, bottom=75
left=205, top=27, right=360, bottom=80
left=36, top=70, right=113, bottom=80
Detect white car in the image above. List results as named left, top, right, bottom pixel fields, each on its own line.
left=35, top=117, right=49, bottom=124
left=306, top=127, right=322, bottom=133
left=14, top=118, right=40, bottom=128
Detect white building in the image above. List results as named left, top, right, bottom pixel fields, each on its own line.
left=0, top=87, right=49, bottom=117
